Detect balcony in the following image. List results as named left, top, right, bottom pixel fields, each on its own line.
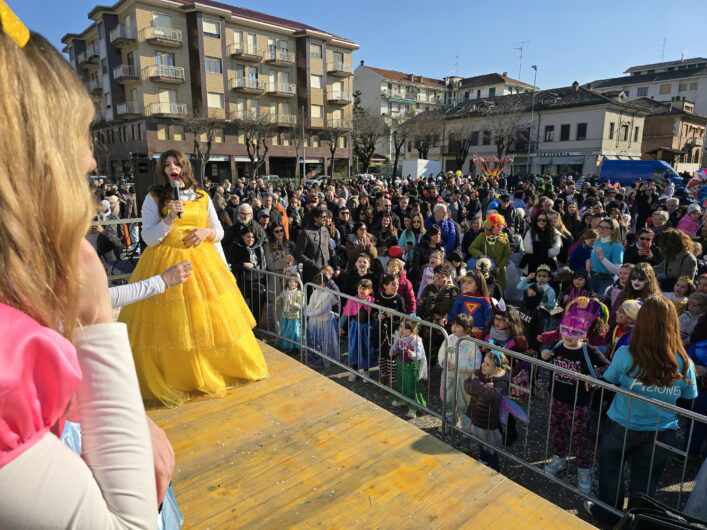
left=140, top=26, right=183, bottom=48
left=231, top=109, right=264, bottom=121
left=110, top=25, right=136, bottom=46
left=227, top=43, right=263, bottom=62
left=145, top=65, right=185, bottom=84
left=116, top=101, right=144, bottom=118
left=271, top=113, right=297, bottom=125
left=265, top=49, right=295, bottom=66
left=207, top=107, right=226, bottom=119
left=145, top=102, right=188, bottom=117
left=229, top=77, right=266, bottom=94
left=78, top=46, right=98, bottom=67
left=87, top=79, right=102, bottom=95
left=326, top=89, right=352, bottom=105
left=113, top=64, right=140, bottom=83
left=327, top=61, right=352, bottom=77
left=265, top=82, right=296, bottom=97
left=327, top=118, right=349, bottom=129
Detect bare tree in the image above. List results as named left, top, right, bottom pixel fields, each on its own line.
left=410, top=110, right=443, bottom=160
left=351, top=110, right=385, bottom=173
left=479, top=97, right=530, bottom=157
left=236, top=111, right=277, bottom=178
left=285, top=118, right=306, bottom=183
left=389, top=117, right=414, bottom=177
left=181, top=111, right=223, bottom=187
left=446, top=121, right=478, bottom=170
left=320, top=120, right=350, bottom=177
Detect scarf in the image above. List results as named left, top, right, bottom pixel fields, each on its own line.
left=489, top=326, right=510, bottom=344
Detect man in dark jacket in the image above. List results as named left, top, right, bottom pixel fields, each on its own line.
left=222, top=203, right=268, bottom=249
left=294, top=206, right=332, bottom=285
left=496, top=194, right=521, bottom=234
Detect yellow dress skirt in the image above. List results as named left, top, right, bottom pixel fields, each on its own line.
left=119, top=192, right=268, bottom=406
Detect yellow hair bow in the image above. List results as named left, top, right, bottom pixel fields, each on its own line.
left=0, top=0, right=29, bottom=48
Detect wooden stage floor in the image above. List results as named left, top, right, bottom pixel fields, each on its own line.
left=148, top=341, right=591, bottom=529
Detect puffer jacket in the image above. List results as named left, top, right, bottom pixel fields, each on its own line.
left=397, top=269, right=416, bottom=314
left=464, top=370, right=510, bottom=430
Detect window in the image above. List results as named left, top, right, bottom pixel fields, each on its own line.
left=476, top=89, right=481, bottom=98
left=157, top=124, right=169, bottom=140
left=609, top=122, right=615, bottom=139
left=621, top=124, right=629, bottom=141
left=171, top=125, right=184, bottom=141
left=207, top=92, right=224, bottom=109
left=310, top=74, right=322, bottom=89
left=544, top=125, right=554, bottom=142
left=205, top=56, right=222, bottom=73
left=489, top=87, right=496, bottom=97
left=101, top=58, right=108, bottom=75
left=634, top=126, right=640, bottom=142
left=202, top=19, right=220, bottom=38
left=152, top=12, right=172, bottom=28
left=482, top=130, right=491, bottom=145
left=679, top=82, right=688, bottom=92
left=637, top=87, right=648, bottom=97
left=311, top=104, right=322, bottom=119
left=689, top=81, right=698, bottom=90
left=126, top=51, right=135, bottom=66
left=470, top=131, right=479, bottom=145
left=659, top=83, right=672, bottom=95
left=560, top=124, right=570, bottom=141
left=310, top=43, right=322, bottom=59
left=464, top=92, right=469, bottom=100
left=155, top=51, right=175, bottom=66
left=103, top=92, right=112, bottom=109
left=576, top=123, right=587, bottom=140
left=214, top=128, right=224, bottom=143
left=311, top=134, right=320, bottom=147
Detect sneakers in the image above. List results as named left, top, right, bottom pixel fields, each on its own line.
left=544, top=455, right=567, bottom=476
left=578, top=467, right=593, bottom=494
left=360, top=369, right=369, bottom=383
left=391, top=399, right=406, bottom=407
left=347, top=371, right=357, bottom=382
left=583, top=500, right=596, bottom=517
left=405, top=408, right=417, bottom=419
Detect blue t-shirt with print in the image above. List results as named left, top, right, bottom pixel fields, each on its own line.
left=605, top=346, right=698, bottom=431
left=590, top=240, right=624, bottom=274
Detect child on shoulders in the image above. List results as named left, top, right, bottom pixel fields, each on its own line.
left=517, top=264, right=556, bottom=311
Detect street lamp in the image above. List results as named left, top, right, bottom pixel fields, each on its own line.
left=525, top=65, right=538, bottom=176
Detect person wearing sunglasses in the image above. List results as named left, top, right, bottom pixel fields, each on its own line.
left=522, top=213, right=561, bottom=274
left=587, top=218, right=624, bottom=297
left=623, top=228, right=661, bottom=266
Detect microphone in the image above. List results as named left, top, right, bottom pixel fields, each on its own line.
left=171, top=180, right=182, bottom=218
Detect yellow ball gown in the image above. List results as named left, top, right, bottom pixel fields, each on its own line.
left=119, top=191, right=268, bottom=406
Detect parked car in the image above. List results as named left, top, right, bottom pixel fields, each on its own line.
left=261, top=174, right=280, bottom=181
left=354, top=173, right=375, bottom=180
left=305, top=175, right=327, bottom=186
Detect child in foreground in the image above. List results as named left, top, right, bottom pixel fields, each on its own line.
left=464, top=351, right=511, bottom=471
left=340, top=279, right=375, bottom=382
left=541, top=297, right=610, bottom=494
left=276, top=276, right=303, bottom=353
left=391, top=319, right=428, bottom=419
left=375, top=273, right=406, bottom=388
left=447, top=271, right=492, bottom=330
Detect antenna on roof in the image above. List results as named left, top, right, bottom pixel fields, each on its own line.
left=514, top=40, right=529, bottom=81
left=661, top=38, right=666, bottom=62
left=454, top=55, right=459, bottom=76
left=681, top=49, right=689, bottom=61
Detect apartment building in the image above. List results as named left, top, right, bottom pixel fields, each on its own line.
left=631, top=98, right=707, bottom=173
left=407, top=82, right=648, bottom=176
left=444, top=72, right=535, bottom=106
left=62, top=0, right=358, bottom=180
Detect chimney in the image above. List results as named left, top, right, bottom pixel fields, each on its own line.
left=502, top=71, right=507, bottom=76
left=585, top=82, right=593, bottom=90
left=571, top=81, right=580, bottom=92
left=360, top=60, right=364, bottom=66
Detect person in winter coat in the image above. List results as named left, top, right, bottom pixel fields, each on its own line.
left=468, top=213, right=512, bottom=289
left=386, top=256, right=416, bottom=314
left=655, top=228, right=698, bottom=291
left=677, top=204, right=702, bottom=237
left=425, top=203, right=457, bottom=253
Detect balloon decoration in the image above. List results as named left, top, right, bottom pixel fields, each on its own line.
left=472, top=155, right=514, bottom=179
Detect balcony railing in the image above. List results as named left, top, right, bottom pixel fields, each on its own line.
left=328, top=118, right=349, bottom=128
left=231, top=109, right=265, bottom=121
left=140, top=26, right=183, bottom=47
left=327, top=61, right=352, bottom=76
left=110, top=25, right=136, bottom=45
left=271, top=113, right=297, bottom=125
left=229, top=77, right=266, bottom=92
left=145, top=64, right=186, bottom=83
left=87, top=79, right=101, bottom=94
left=116, top=102, right=144, bottom=116
left=145, top=102, right=187, bottom=116
left=113, top=64, right=140, bottom=82
left=265, top=49, right=295, bottom=65
left=327, top=89, right=352, bottom=104
left=85, top=45, right=98, bottom=61
left=265, top=82, right=296, bottom=96
left=227, top=43, right=263, bottom=61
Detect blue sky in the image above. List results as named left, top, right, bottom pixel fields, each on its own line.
left=10, top=0, right=707, bottom=88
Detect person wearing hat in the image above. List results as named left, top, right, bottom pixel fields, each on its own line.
left=256, top=208, right=271, bottom=231
left=677, top=203, right=703, bottom=237
left=496, top=193, right=520, bottom=234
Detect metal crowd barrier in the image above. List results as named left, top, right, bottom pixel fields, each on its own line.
left=90, top=217, right=143, bottom=282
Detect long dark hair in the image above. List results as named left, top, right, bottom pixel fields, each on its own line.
left=531, top=211, right=555, bottom=248
left=151, top=150, right=204, bottom=215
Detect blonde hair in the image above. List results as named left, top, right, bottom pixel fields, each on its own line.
left=0, top=32, right=95, bottom=338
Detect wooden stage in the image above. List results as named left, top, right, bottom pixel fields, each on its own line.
left=149, top=341, right=591, bottom=529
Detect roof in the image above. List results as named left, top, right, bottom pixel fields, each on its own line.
left=589, top=67, right=707, bottom=90
left=444, top=84, right=647, bottom=119
left=365, top=66, right=445, bottom=89
left=64, top=0, right=357, bottom=46
left=458, top=73, right=535, bottom=90
left=624, top=57, right=707, bottom=74
left=629, top=98, right=707, bottom=122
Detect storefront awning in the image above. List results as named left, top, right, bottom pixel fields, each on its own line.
left=537, top=157, right=552, bottom=165
left=553, top=156, right=585, bottom=165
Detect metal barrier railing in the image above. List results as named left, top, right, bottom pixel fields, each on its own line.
left=91, top=217, right=142, bottom=282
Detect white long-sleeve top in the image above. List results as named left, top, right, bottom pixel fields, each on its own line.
left=0, top=323, right=156, bottom=529
left=110, top=275, right=166, bottom=309
left=141, top=189, right=223, bottom=247
left=305, top=290, right=338, bottom=323
left=438, top=334, right=482, bottom=378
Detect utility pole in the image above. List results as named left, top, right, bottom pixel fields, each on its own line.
left=661, top=37, right=666, bottom=62
left=301, top=105, right=306, bottom=181
left=525, top=65, right=538, bottom=176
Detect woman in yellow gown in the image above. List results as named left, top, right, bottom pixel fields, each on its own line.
left=119, top=150, right=267, bottom=406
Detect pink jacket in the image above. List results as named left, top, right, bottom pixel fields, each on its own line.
left=677, top=213, right=699, bottom=237
left=397, top=269, right=417, bottom=314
